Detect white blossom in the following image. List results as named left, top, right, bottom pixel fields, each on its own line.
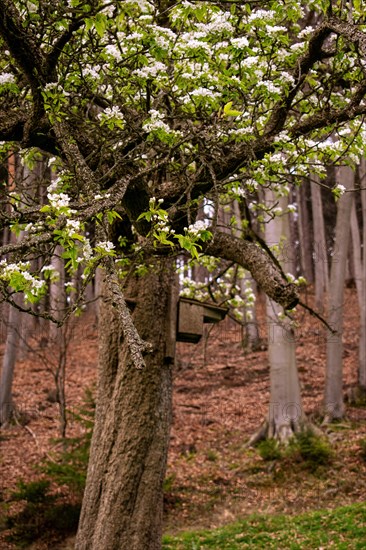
left=334, top=184, right=346, bottom=195
left=105, top=44, right=122, bottom=62
left=41, top=264, right=56, bottom=273
left=0, top=72, right=15, bottom=85
left=259, top=80, right=281, bottom=95
left=231, top=37, right=249, bottom=49
left=82, top=242, right=93, bottom=261
left=298, top=26, right=314, bottom=39
left=266, top=25, right=287, bottom=35
left=98, top=106, right=125, bottom=121
left=187, top=219, right=210, bottom=236
left=66, top=219, right=81, bottom=233
left=47, top=192, right=71, bottom=209
left=134, top=61, right=167, bottom=79
left=96, top=241, right=115, bottom=253
left=248, top=9, right=275, bottom=22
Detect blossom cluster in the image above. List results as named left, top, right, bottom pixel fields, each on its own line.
left=0, top=72, right=15, bottom=85
left=0, top=260, right=46, bottom=302
left=186, top=220, right=210, bottom=237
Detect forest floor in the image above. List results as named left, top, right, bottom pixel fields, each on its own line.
left=1, top=289, right=366, bottom=548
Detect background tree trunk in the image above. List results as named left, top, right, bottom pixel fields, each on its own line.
left=75, top=259, right=176, bottom=550
left=310, top=175, right=329, bottom=310
left=232, top=201, right=260, bottom=350
left=324, top=166, right=354, bottom=422
left=356, top=160, right=366, bottom=393
left=249, top=191, right=305, bottom=444
left=296, top=181, right=314, bottom=284
left=0, top=302, right=21, bottom=425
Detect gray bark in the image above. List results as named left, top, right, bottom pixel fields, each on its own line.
left=310, top=174, right=329, bottom=310
left=232, top=201, right=260, bottom=349
left=357, top=160, right=366, bottom=389
left=296, top=182, right=314, bottom=283
left=0, top=303, right=21, bottom=425
left=249, top=191, right=306, bottom=444
left=324, top=166, right=354, bottom=421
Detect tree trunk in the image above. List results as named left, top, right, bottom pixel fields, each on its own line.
left=310, top=174, right=329, bottom=310
left=233, top=201, right=260, bottom=349
left=75, top=259, right=176, bottom=550
left=249, top=191, right=306, bottom=444
left=350, top=199, right=362, bottom=300
left=266, top=299, right=305, bottom=441
left=357, top=160, right=366, bottom=392
left=296, top=181, right=314, bottom=283
left=0, top=302, right=21, bottom=425
left=324, top=166, right=354, bottom=422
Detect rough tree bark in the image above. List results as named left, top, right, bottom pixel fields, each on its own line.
left=324, top=166, right=354, bottom=422
left=75, top=259, right=176, bottom=550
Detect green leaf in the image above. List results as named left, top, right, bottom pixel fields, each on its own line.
left=137, top=211, right=152, bottom=222
left=94, top=14, right=107, bottom=38
left=107, top=210, right=122, bottom=224
left=223, top=101, right=243, bottom=117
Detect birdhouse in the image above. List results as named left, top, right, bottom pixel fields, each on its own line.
left=176, top=297, right=228, bottom=343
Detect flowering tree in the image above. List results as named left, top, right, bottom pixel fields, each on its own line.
left=1, top=0, right=366, bottom=547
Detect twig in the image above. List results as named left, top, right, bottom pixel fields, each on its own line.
left=298, top=299, right=337, bottom=334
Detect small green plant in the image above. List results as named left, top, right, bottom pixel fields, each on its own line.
left=3, top=479, right=80, bottom=548
left=287, top=430, right=333, bottom=470
left=1, top=390, right=95, bottom=548
left=163, top=474, right=176, bottom=493
left=257, top=438, right=282, bottom=461
left=206, top=450, right=218, bottom=462
left=10, top=479, right=54, bottom=504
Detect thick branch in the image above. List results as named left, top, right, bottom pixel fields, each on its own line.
left=264, top=23, right=332, bottom=137
left=0, top=0, right=47, bottom=85
left=205, top=231, right=299, bottom=310
left=291, top=91, right=366, bottom=138
left=53, top=120, right=102, bottom=198
left=327, top=15, right=366, bottom=54
left=45, top=16, right=85, bottom=76
left=0, top=230, right=53, bottom=257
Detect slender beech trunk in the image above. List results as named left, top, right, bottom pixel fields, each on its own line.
left=358, top=160, right=366, bottom=390
left=75, top=259, right=176, bottom=550
left=249, top=191, right=305, bottom=444
left=0, top=303, right=21, bottom=425
left=350, top=200, right=362, bottom=301
left=310, top=175, right=329, bottom=310
left=324, top=166, right=354, bottom=422
left=231, top=201, right=260, bottom=349
left=296, top=181, right=314, bottom=284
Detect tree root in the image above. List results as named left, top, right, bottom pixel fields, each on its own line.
left=247, top=417, right=324, bottom=447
